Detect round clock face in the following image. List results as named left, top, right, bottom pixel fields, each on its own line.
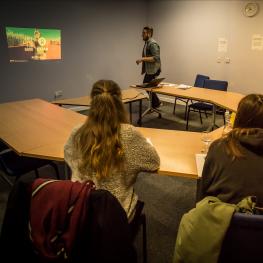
left=244, top=2, right=259, bottom=17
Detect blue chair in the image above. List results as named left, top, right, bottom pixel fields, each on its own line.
left=186, top=79, right=228, bottom=130
left=218, top=212, right=263, bottom=263
left=173, top=74, right=209, bottom=119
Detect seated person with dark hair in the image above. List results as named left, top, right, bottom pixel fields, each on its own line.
left=200, top=94, right=263, bottom=205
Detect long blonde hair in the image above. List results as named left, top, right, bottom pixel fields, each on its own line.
left=73, top=80, right=128, bottom=179
left=225, top=94, right=263, bottom=158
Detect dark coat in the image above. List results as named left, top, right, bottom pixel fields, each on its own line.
left=0, top=175, right=136, bottom=263
left=200, top=128, right=263, bottom=205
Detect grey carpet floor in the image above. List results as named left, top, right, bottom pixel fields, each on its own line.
left=0, top=99, right=224, bottom=263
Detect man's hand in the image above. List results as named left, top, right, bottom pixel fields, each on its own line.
left=137, top=57, right=155, bottom=64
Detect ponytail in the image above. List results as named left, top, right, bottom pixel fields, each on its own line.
left=73, top=80, right=128, bottom=179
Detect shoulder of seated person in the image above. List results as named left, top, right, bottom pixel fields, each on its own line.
left=209, top=138, right=227, bottom=153
left=72, top=124, right=83, bottom=133
left=121, top=123, right=134, bottom=131
left=120, top=123, right=139, bottom=137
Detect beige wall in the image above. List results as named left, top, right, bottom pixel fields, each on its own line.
left=148, top=0, right=263, bottom=94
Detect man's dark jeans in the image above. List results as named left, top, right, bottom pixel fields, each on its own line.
left=143, top=70, right=161, bottom=108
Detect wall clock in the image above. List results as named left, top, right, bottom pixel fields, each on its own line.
left=244, top=2, right=259, bottom=17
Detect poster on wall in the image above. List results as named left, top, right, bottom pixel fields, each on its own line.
left=217, top=37, right=228, bottom=52
left=5, top=26, right=61, bottom=62
left=251, top=34, right=263, bottom=51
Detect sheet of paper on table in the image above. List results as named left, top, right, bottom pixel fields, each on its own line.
left=160, top=82, right=177, bottom=87
left=195, top=153, right=207, bottom=177
left=177, top=84, right=192, bottom=89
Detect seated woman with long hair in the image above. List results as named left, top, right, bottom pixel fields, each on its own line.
left=200, top=94, right=263, bottom=205
left=64, top=80, right=160, bottom=219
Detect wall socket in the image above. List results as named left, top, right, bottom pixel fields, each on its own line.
left=54, top=90, right=63, bottom=99
left=225, top=57, right=231, bottom=64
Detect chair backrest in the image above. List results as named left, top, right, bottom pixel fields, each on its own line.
left=0, top=141, right=9, bottom=152
left=218, top=212, right=263, bottom=263
left=129, top=200, right=147, bottom=263
left=194, top=74, right=210, bottom=88
left=129, top=200, right=145, bottom=240
left=203, top=79, right=228, bottom=91
left=0, top=176, right=136, bottom=262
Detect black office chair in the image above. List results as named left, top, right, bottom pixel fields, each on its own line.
left=173, top=74, right=209, bottom=119
left=0, top=142, right=14, bottom=186
left=218, top=212, right=263, bottom=263
left=0, top=141, right=60, bottom=186
left=186, top=79, right=228, bottom=130
left=129, top=200, right=147, bottom=263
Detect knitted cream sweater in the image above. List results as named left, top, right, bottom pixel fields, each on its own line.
left=64, top=123, right=160, bottom=219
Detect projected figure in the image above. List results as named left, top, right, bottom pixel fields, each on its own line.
left=32, top=29, right=47, bottom=60
left=6, top=26, right=61, bottom=62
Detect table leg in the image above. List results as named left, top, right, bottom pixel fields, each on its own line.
left=129, top=102, right=132, bottom=124
left=141, top=90, right=162, bottom=119
left=213, top=105, right=216, bottom=130
left=208, top=104, right=216, bottom=131
left=138, top=99, right=142, bottom=126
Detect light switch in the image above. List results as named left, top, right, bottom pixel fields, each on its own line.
left=216, top=57, right=221, bottom=63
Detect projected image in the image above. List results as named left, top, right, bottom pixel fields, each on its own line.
left=5, top=27, right=61, bottom=62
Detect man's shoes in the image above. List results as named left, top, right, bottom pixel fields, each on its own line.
left=153, top=102, right=163, bottom=109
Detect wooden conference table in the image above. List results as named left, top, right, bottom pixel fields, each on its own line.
left=151, top=85, right=243, bottom=112
left=0, top=99, right=85, bottom=161
left=132, top=84, right=244, bottom=127
left=53, top=88, right=146, bottom=124
left=0, top=98, right=222, bottom=178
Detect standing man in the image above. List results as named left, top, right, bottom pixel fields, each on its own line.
left=136, top=26, right=161, bottom=108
